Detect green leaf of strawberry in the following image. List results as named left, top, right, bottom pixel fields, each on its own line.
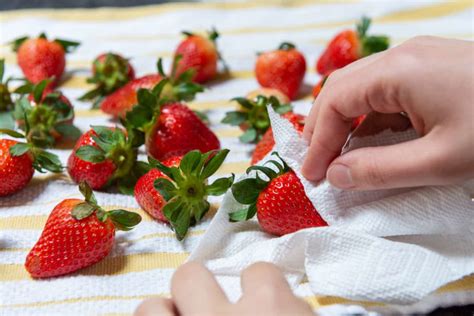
left=107, top=209, right=142, bottom=231
left=71, top=202, right=97, bottom=220
left=76, top=145, right=106, bottom=163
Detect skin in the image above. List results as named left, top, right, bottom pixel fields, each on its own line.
left=134, top=262, right=313, bottom=316
left=302, top=36, right=474, bottom=190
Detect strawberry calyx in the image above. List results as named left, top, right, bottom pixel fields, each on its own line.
left=74, top=125, right=145, bottom=195
left=278, top=42, right=296, bottom=51
left=229, top=152, right=289, bottom=222
left=0, top=59, right=15, bottom=129
left=72, top=181, right=142, bottom=231
left=0, top=128, right=63, bottom=173
left=10, top=33, right=80, bottom=53
left=222, top=95, right=292, bottom=143
left=356, top=17, right=390, bottom=57
left=79, top=53, right=134, bottom=108
left=150, top=149, right=234, bottom=240
left=13, top=80, right=80, bottom=147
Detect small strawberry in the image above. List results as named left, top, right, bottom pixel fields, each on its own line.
left=251, top=112, right=305, bottom=165
left=173, top=28, right=228, bottom=83
left=79, top=53, right=135, bottom=109
left=125, top=81, right=220, bottom=161
left=230, top=153, right=327, bottom=236
left=255, top=42, right=306, bottom=100
left=101, top=57, right=204, bottom=118
left=0, top=59, right=15, bottom=130
left=222, top=95, right=292, bottom=143
left=246, top=88, right=290, bottom=105
left=0, top=129, right=63, bottom=197
left=13, top=79, right=80, bottom=147
left=25, top=181, right=141, bottom=278
left=316, top=17, right=389, bottom=76
left=11, top=33, right=80, bottom=86
left=135, top=150, right=233, bottom=240
left=67, top=126, right=144, bottom=193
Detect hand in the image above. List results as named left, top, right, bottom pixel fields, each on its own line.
left=134, top=262, right=314, bottom=316
left=302, top=36, right=474, bottom=190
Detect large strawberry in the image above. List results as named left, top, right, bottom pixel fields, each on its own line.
left=67, top=126, right=144, bottom=193
left=316, top=17, right=389, bottom=76
left=135, top=150, right=233, bottom=240
left=13, top=80, right=80, bottom=147
left=79, top=53, right=135, bottom=109
left=0, top=129, right=63, bottom=196
left=222, top=95, right=292, bottom=143
left=251, top=112, right=305, bottom=165
left=173, top=28, right=227, bottom=84
left=101, top=57, right=203, bottom=118
left=11, top=33, right=80, bottom=86
left=255, top=42, right=306, bottom=100
left=230, top=153, right=327, bottom=236
left=0, top=59, right=15, bottom=129
left=25, top=181, right=141, bottom=278
left=125, top=81, right=220, bottom=161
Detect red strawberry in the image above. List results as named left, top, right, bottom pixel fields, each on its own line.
left=79, top=53, right=135, bottom=108
left=316, top=17, right=389, bottom=76
left=135, top=150, right=233, bottom=239
left=173, top=29, right=226, bottom=83
left=11, top=34, right=80, bottom=86
left=351, top=114, right=366, bottom=130
left=222, top=95, right=292, bottom=143
left=67, top=126, right=142, bottom=193
left=101, top=57, right=203, bottom=118
left=25, top=181, right=141, bottom=278
left=230, top=154, right=327, bottom=236
left=255, top=42, right=306, bottom=100
left=0, top=130, right=63, bottom=197
left=251, top=112, right=305, bottom=165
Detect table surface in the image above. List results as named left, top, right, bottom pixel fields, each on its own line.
left=1, top=1, right=473, bottom=315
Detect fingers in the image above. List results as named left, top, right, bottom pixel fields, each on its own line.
left=326, top=133, right=457, bottom=190
left=171, top=261, right=229, bottom=315
left=302, top=52, right=405, bottom=182
left=134, top=298, right=176, bottom=316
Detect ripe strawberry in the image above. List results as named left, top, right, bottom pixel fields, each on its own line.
left=251, top=112, right=305, bottom=165
left=316, top=17, right=389, bottom=76
left=0, top=130, right=63, bottom=197
left=79, top=53, right=135, bottom=108
left=11, top=33, right=80, bottom=86
left=222, top=95, right=292, bottom=143
left=255, top=42, right=306, bottom=100
left=125, top=82, right=219, bottom=161
left=13, top=80, right=79, bottom=147
left=173, top=28, right=227, bottom=84
left=230, top=153, right=327, bottom=236
left=135, top=150, right=233, bottom=239
left=101, top=58, right=203, bottom=118
left=67, top=126, right=143, bottom=193
left=25, top=181, right=141, bottom=278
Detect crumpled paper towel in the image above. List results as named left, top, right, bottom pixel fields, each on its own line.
left=189, top=107, right=474, bottom=306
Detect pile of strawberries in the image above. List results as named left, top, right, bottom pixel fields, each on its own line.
left=0, top=19, right=389, bottom=279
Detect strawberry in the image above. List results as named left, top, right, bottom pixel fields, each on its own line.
left=67, top=126, right=144, bottom=193
left=135, top=150, right=233, bottom=239
left=0, top=129, right=63, bottom=196
left=79, top=53, right=135, bottom=109
left=246, top=88, right=290, bottom=105
left=173, top=28, right=227, bottom=84
left=125, top=81, right=220, bottom=161
left=230, top=153, right=327, bottom=236
left=25, top=181, right=141, bottom=278
left=11, top=33, right=80, bottom=86
left=13, top=80, right=79, bottom=147
left=0, top=59, right=15, bottom=130
left=351, top=114, right=366, bottom=130
left=101, top=57, right=203, bottom=118
left=251, top=112, right=305, bottom=165
left=316, top=17, right=389, bottom=76
left=222, top=95, right=292, bottom=143
left=255, top=42, right=306, bottom=100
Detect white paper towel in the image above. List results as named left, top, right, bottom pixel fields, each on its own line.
left=189, top=107, right=474, bottom=307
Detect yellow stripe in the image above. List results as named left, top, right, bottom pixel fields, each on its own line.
left=0, top=251, right=188, bottom=281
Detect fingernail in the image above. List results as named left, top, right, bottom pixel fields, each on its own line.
left=327, top=164, right=354, bottom=189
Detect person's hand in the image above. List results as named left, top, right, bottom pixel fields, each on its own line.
left=302, top=36, right=474, bottom=190
left=134, top=262, right=314, bottom=316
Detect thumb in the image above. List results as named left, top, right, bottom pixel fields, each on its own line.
left=325, top=135, right=454, bottom=190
